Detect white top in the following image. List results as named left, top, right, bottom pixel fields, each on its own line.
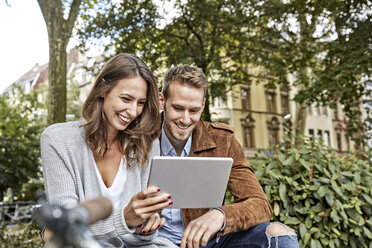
left=94, top=157, right=127, bottom=209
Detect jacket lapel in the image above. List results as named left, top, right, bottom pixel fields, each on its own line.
left=191, top=121, right=217, bottom=154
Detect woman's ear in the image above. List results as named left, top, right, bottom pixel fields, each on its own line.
left=159, top=93, right=165, bottom=110
left=99, top=92, right=106, bottom=98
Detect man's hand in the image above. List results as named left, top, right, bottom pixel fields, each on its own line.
left=180, top=209, right=224, bottom=248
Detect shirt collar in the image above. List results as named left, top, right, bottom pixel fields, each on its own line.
left=161, top=123, right=192, bottom=157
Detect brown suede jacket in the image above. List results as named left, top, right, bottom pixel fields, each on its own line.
left=180, top=120, right=272, bottom=235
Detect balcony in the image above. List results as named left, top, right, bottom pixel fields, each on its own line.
left=211, top=107, right=231, bottom=122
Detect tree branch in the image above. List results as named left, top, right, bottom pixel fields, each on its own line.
left=183, top=16, right=204, bottom=51
left=65, top=0, right=83, bottom=37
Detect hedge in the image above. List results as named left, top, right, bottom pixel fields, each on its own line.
left=250, top=136, right=372, bottom=248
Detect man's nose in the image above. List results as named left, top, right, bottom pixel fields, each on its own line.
left=180, top=111, right=191, bottom=125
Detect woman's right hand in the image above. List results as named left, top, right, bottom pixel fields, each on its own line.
left=124, top=186, right=172, bottom=228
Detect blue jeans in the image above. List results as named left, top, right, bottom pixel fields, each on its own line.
left=199, top=222, right=300, bottom=248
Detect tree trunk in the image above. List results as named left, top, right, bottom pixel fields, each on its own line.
left=47, top=29, right=68, bottom=124
left=37, top=0, right=82, bottom=125
left=294, top=101, right=307, bottom=146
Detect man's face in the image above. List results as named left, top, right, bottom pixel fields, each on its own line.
left=160, top=81, right=205, bottom=149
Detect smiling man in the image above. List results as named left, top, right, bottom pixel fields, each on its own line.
left=157, top=65, right=300, bottom=248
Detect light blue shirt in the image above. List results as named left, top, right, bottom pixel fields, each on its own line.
left=157, top=125, right=192, bottom=245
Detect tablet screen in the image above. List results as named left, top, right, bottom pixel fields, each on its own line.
left=148, top=156, right=233, bottom=208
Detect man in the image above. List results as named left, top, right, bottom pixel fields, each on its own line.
left=157, top=65, right=300, bottom=248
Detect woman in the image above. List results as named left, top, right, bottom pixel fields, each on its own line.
left=41, top=53, right=176, bottom=247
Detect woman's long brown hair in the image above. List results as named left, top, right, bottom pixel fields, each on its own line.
left=82, top=53, right=161, bottom=168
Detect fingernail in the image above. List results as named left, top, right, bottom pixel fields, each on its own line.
left=157, top=224, right=161, bottom=228
left=157, top=188, right=161, bottom=192
left=148, top=229, right=152, bottom=233
left=169, top=201, right=173, bottom=205
left=142, top=231, right=146, bottom=234
left=167, top=194, right=172, bottom=199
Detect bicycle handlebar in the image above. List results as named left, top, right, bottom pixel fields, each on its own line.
left=35, top=192, right=113, bottom=248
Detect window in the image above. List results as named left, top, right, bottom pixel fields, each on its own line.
left=241, top=88, right=251, bottom=110
left=314, top=105, right=321, bottom=116
left=345, top=135, right=350, bottom=152
left=322, top=106, right=328, bottom=117
left=317, top=130, right=323, bottom=141
left=309, top=129, right=314, bottom=139
left=269, top=129, right=279, bottom=146
left=281, top=95, right=290, bottom=115
left=267, top=117, right=280, bottom=146
left=266, top=92, right=276, bottom=113
left=307, top=105, right=313, bottom=115
left=324, top=131, right=331, bottom=147
left=243, top=126, right=255, bottom=148
left=213, top=97, right=227, bottom=108
left=241, top=113, right=255, bottom=148
left=336, top=133, right=342, bottom=151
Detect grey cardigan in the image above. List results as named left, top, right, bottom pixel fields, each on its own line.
left=41, top=121, right=177, bottom=247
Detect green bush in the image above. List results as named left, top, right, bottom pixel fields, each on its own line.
left=251, top=136, right=372, bottom=248
left=0, top=221, right=41, bottom=248
left=0, top=88, right=45, bottom=201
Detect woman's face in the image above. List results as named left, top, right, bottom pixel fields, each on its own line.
left=102, top=76, right=148, bottom=137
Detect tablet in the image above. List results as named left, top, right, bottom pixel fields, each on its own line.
left=147, top=156, right=233, bottom=208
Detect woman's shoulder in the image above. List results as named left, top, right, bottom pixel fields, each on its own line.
left=41, top=120, right=85, bottom=139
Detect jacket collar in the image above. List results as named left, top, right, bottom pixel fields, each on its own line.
left=160, top=112, right=216, bottom=153
left=191, top=120, right=217, bottom=153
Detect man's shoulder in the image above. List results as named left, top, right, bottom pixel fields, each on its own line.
left=203, top=121, right=235, bottom=134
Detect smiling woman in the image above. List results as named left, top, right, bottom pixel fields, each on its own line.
left=40, top=53, right=177, bottom=247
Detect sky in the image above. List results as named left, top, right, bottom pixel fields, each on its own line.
left=0, top=0, right=49, bottom=94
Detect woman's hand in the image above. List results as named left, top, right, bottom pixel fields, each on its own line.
left=124, top=186, right=172, bottom=228
left=136, top=214, right=166, bottom=235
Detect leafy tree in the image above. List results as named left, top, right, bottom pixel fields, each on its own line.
left=78, top=0, right=257, bottom=121
left=78, top=0, right=371, bottom=142
left=0, top=89, right=44, bottom=201
left=248, top=0, right=372, bottom=146
left=37, top=0, right=83, bottom=124
left=295, top=0, right=372, bottom=148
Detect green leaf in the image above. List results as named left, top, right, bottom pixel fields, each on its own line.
left=283, top=156, right=294, bottom=166
left=354, top=172, right=361, bottom=184
left=329, top=240, right=335, bottom=248
left=300, top=223, right=307, bottom=239
left=284, top=217, right=300, bottom=225
left=362, top=194, right=372, bottom=206
left=309, top=227, right=320, bottom=234
left=332, top=228, right=341, bottom=236
left=304, top=232, right=311, bottom=246
left=305, top=216, right=312, bottom=229
left=299, top=159, right=310, bottom=170
left=363, top=227, right=372, bottom=239
left=273, top=202, right=280, bottom=216
left=311, top=239, right=322, bottom=248
left=279, top=183, right=288, bottom=205
left=325, top=192, right=334, bottom=206
left=278, top=152, right=286, bottom=164
left=317, top=186, right=328, bottom=197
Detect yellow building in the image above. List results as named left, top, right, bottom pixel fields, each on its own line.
left=210, top=80, right=362, bottom=158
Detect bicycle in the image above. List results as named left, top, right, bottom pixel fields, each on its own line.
left=35, top=192, right=112, bottom=248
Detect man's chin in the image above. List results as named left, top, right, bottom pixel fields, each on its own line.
left=174, top=132, right=191, bottom=142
